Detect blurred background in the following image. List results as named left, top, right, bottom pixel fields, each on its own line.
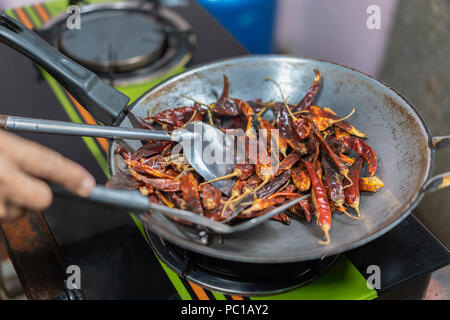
left=0, top=0, right=449, bottom=299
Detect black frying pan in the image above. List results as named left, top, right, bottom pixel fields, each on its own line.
left=0, top=13, right=449, bottom=263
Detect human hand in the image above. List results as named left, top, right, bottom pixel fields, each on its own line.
left=0, top=130, right=95, bottom=220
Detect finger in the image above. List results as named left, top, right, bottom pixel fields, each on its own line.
left=0, top=154, right=53, bottom=211
left=0, top=201, right=26, bottom=221
left=0, top=201, right=6, bottom=219
left=0, top=131, right=95, bottom=197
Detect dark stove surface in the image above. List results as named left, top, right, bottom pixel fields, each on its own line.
left=147, top=228, right=338, bottom=296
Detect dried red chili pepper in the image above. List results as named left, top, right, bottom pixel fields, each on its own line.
left=139, top=185, right=155, bottom=196
left=256, top=170, right=291, bottom=199
left=325, top=135, right=350, bottom=154
left=217, top=179, right=248, bottom=217
left=154, top=189, right=175, bottom=208
left=199, top=184, right=222, bottom=211
left=204, top=196, right=234, bottom=221
left=200, top=162, right=254, bottom=187
left=130, top=169, right=181, bottom=192
left=291, top=163, right=311, bottom=192
left=116, top=146, right=133, bottom=161
left=308, top=106, right=366, bottom=138
left=230, top=179, right=245, bottom=197
left=170, top=192, right=187, bottom=210
left=267, top=192, right=301, bottom=200
left=259, top=110, right=288, bottom=157
left=272, top=213, right=291, bottom=224
left=243, top=175, right=262, bottom=190
left=229, top=115, right=247, bottom=131
left=126, top=108, right=156, bottom=131
left=291, top=118, right=311, bottom=140
left=290, top=199, right=313, bottom=223
left=257, top=116, right=277, bottom=155
left=334, top=127, right=350, bottom=139
left=269, top=79, right=313, bottom=144
left=242, top=196, right=285, bottom=215
left=213, top=74, right=241, bottom=116
left=303, top=160, right=332, bottom=245
left=359, top=176, right=384, bottom=192
left=236, top=113, right=278, bottom=199
left=148, top=194, right=160, bottom=204
left=322, top=156, right=359, bottom=220
left=151, top=106, right=201, bottom=127
left=340, top=136, right=378, bottom=176
left=237, top=197, right=291, bottom=224
left=125, top=159, right=175, bottom=179
left=232, top=98, right=254, bottom=118
left=246, top=99, right=267, bottom=113
left=140, top=154, right=167, bottom=171
left=274, top=103, right=307, bottom=154
left=278, top=152, right=301, bottom=174
left=293, top=69, right=321, bottom=112
left=306, top=108, right=355, bottom=132
left=339, top=154, right=355, bottom=166
left=299, top=198, right=313, bottom=222
left=310, top=122, right=352, bottom=186
left=235, top=163, right=255, bottom=180
left=344, top=157, right=364, bottom=217
left=180, top=172, right=204, bottom=216
left=133, top=141, right=173, bottom=161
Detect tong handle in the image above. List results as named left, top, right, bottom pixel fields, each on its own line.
left=52, top=185, right=235, bottom=233
left=0, top=114, right=172, bottom=141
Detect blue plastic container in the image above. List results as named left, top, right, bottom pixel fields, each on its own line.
left=196, top=0, right=277, bottom=54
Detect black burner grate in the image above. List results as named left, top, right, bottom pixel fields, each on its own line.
left=39, top=1, right=194, bottom=86
left=146, top=228, right=339, bottom=296
left=59, top=10, right=168, bottom=72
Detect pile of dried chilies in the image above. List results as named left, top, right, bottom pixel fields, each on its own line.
left=109, top=70, right=384, bottom=245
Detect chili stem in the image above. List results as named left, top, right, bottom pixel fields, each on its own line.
left=181, top=95, right=215, bottom=127
left=337, top=204, right=361, bottom=220
left=318, top=224, right=331, bottom=245
left=199, top=169, right=242, bottom=186
left=329, top=108, right=355, bottom=125
left=265, top=77, right=299, bottom=121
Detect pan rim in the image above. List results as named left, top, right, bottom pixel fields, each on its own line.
left=109, top=54, right=434, bottom=263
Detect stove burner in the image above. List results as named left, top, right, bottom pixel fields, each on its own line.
left=59, top=10, right=167, bottom=72
left=146, top=228, right=338, bottom=297
left=39, top=1, right=194, bottom=86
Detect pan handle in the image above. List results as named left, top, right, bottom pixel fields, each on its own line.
left=422, top=136, right=450, bottom=193
left=0, top=13, right=129, bottom=126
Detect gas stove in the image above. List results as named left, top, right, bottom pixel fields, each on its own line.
left=146, top=228, right=338, bottom=296
left=38, top=0, right=194, bottom=86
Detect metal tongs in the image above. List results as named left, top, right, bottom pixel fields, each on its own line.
left=1, top=114, right=309, bottom=234
left=59, top=185, right=309, bottom=234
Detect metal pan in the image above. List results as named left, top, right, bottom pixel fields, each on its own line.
left=1, top=13, right=449, bottom=263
